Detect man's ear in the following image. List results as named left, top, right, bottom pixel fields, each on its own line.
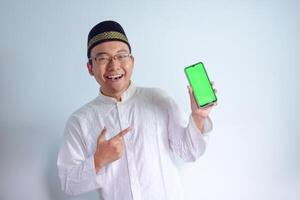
left=131, top=55, right=135, bottom=68
left=87, top=62, right=94, bottom=76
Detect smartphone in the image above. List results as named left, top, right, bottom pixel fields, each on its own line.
left=184, top=62, right=217, bottom=108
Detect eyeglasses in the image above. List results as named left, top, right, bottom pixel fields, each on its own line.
left=89, top=52, right=132, bottom=65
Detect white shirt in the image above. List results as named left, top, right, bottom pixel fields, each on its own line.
left=57, top=83, right=212, bottom=200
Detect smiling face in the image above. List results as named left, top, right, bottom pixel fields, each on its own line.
left=87, top=41, right=134, bottom=101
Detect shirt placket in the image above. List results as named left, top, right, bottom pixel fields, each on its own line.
left=116, top=102, right=142, bottom=200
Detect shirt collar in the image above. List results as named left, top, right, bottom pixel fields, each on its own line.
left=98, top=81, right=136, bottom=104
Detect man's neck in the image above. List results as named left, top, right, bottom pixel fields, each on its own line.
left=100, top=90, right=122, bottom=101
left=100, top=82, right=131, bottom=102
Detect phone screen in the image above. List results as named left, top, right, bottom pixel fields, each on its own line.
left=184, top=62, right=217, bottom=107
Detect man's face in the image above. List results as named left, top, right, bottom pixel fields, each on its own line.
left=87, top=41, right=134, bottom=100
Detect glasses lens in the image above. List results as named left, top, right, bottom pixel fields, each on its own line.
left=95, top=55, right=110, bottom=64
left=116, top=53, right=130, bottom=62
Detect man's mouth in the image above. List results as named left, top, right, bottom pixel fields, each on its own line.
left=105, top=74, right=124, bottom=80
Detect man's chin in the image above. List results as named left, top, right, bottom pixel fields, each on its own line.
left=106, top=82, right=129, bottom=94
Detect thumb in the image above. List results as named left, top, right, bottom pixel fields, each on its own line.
left=187, top=85, right=193, bottom=95
left=97, top=127, right=107, bottom=144
left=187, top=85, right=194, bottom=101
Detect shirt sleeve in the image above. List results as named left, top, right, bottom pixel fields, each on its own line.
left=166, top=97, right=213, bottom=162
left=57, top=116, right=105, bottom=196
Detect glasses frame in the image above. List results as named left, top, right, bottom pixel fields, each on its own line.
left=89, top=52, right=132, bottom=65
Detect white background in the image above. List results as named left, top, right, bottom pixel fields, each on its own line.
left=0, top=0, right=299, bottom=199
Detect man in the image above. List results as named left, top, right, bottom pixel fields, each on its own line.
left=57, top=20, right=216, bottom=200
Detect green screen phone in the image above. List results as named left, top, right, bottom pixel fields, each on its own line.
left=184, top=62, right=217, bottom=108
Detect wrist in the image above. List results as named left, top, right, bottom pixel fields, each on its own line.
left=94, top=154, right=104, bottom=172
left=191, top=112, right=206, bottom=120
left=191, top=114, right=206, bottom=133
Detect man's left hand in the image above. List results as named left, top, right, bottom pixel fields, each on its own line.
left=187, top=82, right=217, bottom=132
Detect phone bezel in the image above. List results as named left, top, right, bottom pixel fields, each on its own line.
left=184, top=62, right=217, bottom=108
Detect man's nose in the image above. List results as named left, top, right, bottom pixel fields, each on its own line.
left=107, top=58, right=119, bottom=69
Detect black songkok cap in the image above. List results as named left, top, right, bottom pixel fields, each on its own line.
left=87, top=20, right=131, bottom=58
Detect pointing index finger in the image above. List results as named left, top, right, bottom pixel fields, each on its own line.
left=119, top=127, right=131, bottom=137
left=112, top=127, right=131, bottom=140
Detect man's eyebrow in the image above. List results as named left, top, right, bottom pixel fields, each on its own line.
left=116, top=49, right=129, bottom=53
left=93, top=49, right=129, bottom=57
left=94, top=52, right=108, bottom=57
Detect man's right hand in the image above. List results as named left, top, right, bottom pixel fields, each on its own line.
left=94, top=127, right=131, bottom=173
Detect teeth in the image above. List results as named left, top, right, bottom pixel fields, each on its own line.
left=106, top=74, right=124, bottom=80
